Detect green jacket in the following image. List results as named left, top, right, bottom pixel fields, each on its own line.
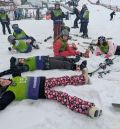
left=0, top=13, right=8, bottom=22
left=12, top=40, right=29, bottom=53
left=7, top=76, right=28, bottom=100
left=83, top=10, right=89, bottom=20
left=13, top=30, right=27, bottom=40
left=53, top=9, right=62, bottom=17
left=7, top=76, right=43, bottom=100
left=24, top=57, right=36, bottom=71
left=99, top=44, right=109, bottom=54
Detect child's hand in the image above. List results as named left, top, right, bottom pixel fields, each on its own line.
left=96, top=52, right=101, bottom=56
left=104, top=54, right=110, bottom=59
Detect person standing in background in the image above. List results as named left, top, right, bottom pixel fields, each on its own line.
left=51, top=2, right=65, bottom=40
left=0, top=8, right=11, bottom=35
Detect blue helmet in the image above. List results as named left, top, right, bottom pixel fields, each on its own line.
left=98, top=36, right=106, bottom=43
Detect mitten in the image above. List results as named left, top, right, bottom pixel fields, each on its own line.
left=104, top=54, right=110, bottom=59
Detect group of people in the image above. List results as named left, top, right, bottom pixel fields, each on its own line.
left=0, top=2, right=120, bottom=119
left=72, top=4, right=89, bottom=38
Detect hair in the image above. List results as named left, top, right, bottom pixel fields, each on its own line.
left=97, top=40, right=108, bottom=46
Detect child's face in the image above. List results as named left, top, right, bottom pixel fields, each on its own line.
left=55, top=5, right=60, bottom=9
left=18, top=58, right=25, bottom=64
left=63, top=35, right=69, bottom=41
left=0, top=79, right=11, bottom=87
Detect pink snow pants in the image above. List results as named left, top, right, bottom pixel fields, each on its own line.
left=45, top=75, right=94, bottom=116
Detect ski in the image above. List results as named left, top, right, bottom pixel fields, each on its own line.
left=82, top=37, right=112, bottom=45
left=98, top=70, right=111, bottom=78
left=44, top=36, right=52, bottom=42
left=70, top=34, right=92, bottom=39
left=82, top=42, right=97, bottom=46
left=112, top=103, right=120, bottom=108
left=88, top=57, right=116, bottom=77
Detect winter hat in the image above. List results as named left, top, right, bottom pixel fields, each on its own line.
left=12, top=24, right=19, bottom=30
left=98, top=36, right=106, bottom=43
left=61, top=29, right=69, bottom=36
left=8, top=35, right=16, bottom=44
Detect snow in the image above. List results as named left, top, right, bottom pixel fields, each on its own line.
left=0, top=0, right=120, bottom=129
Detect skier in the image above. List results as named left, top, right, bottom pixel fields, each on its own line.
left=0, top=55, right=86, bottom=77
left=12, top=24, right=39, bottom=49
left=53, top=29, right=90, bottom=57
left=0, top=8, right=11, bottom=35
left=0, top=68, right=102, bottom=118
left=79, top=4, right=89, bottom=38
left=96, top=36, right=120, bottom=58
left=110, top=11, right=116, bottom=21
left=51, top=2, right=65, bottom=40
left=7, top=35, right=39, bottom=53
left=71, top=7, right=80, bottom=28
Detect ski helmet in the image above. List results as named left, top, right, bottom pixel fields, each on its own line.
left=55, top=2, right=60, bottom=7
left=61, top=29, right=69, bottom=36
left=12, top=24, right=19, bottom=30
left=98, top=36, right=106, bottom=43
left=8, top=35, right=16, bottom=43
left=0, top=8, right=5, bottom=13
left=82, top=4, right=87, bottom=9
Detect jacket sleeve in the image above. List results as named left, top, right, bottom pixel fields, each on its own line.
left=10, top=57, right=22, bottom=77
left=0, top=91, right=15, bottom=110
left=65, top=44, right=79, bottom=56
left=107, top=41, right=117, bottom=56
left=50, top=11, right=54, bottom=20
left=0, top=69, right=12, bottom=77
left=6, top=14, right=10, bottom=24
left=53, top=41, right=78, bottom=57
left=53, top=40, right=62, bottom=56
left=95, top=46, right=103, bottom=56
left=62, top=12, right=65, bottom=18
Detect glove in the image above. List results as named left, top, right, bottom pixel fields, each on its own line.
left=76, top=51, right=80, bottom=55
left=8, top=47, right=12, bottom=51
left=8, top=47, right=16, bottom=54
left=11, top=49, right=17, bottom=54
left=83, top=49, right=90, bottom=58
left=105, top=59, right=113, bottom=65
left=72, top=43, right=78, bottom=50
left=104, top=54, right=110, bottom=59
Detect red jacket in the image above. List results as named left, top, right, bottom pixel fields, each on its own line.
left=53, top=38, right=79, bottom=57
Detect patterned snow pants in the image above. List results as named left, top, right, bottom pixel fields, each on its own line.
left=45, top=75, right=95, bottom=116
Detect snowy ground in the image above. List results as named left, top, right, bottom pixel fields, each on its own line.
left=0, top=0, right=120, bottom=129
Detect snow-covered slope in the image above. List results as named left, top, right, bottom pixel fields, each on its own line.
left=0, top=0, right=120, bottom=129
